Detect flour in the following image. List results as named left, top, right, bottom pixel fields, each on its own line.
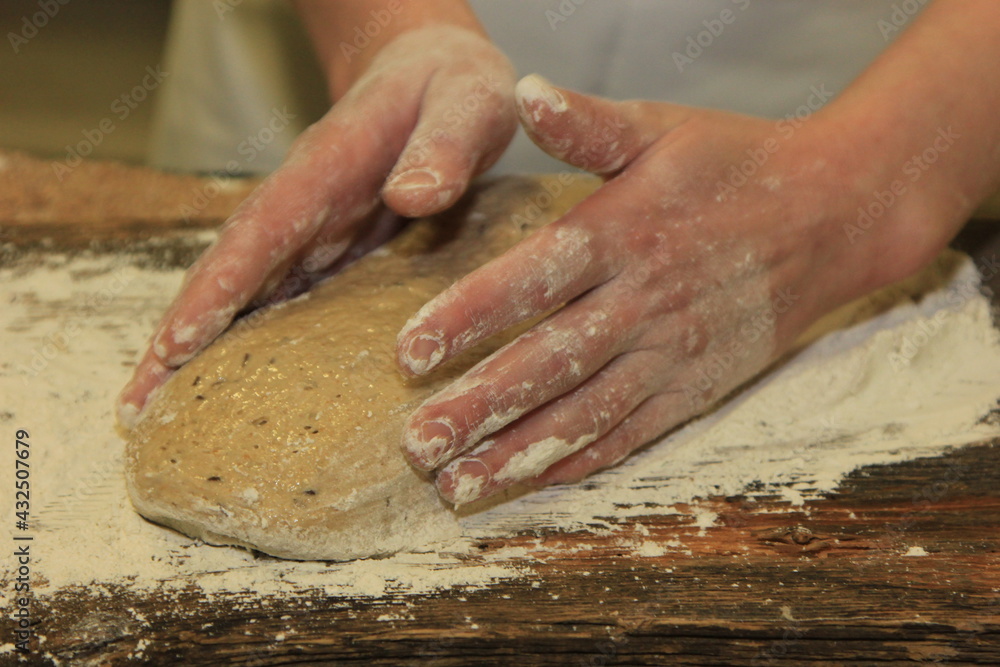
left=540, top=226, right=593, bottom=299
left=1, top=248, right=999, bottom=603
left=464, top=253, right=1000, bottom=536
left=903, top=546, right=929, bottom=557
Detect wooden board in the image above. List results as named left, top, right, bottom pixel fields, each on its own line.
left=1, top=151, right=998, bottom=665
left=11, top=441, right=1000, bottom=665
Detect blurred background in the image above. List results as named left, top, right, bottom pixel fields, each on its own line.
left=0, top=0, right=171, bottom=164
left=0, top=0, right=996, bottom=218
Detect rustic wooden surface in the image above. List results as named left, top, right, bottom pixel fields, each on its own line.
left=11, top=440, right=1000, bottom=666
left=2, top=153, right=999, bottom=665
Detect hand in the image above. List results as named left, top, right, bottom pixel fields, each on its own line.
left=396, top=75, right=930, bottom=505
left=118, top=25, right=517, bottom=426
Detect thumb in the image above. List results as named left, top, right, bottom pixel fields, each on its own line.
left=515, top=74, right=690, bottom=176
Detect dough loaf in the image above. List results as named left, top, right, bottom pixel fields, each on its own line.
left=125, top=175, right=599, bottom=560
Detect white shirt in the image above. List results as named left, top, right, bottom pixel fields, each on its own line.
left=149, top=0, right=919, bottom=175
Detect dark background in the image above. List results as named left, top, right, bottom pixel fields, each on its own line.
left=1, top=0, right=172, bottom=164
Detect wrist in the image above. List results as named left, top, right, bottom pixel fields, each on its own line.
left=801, top=0, right=1000, bottom=301
left=745, top=106, right=951, bottom=350
left=806, top=103, right=967, bottom=302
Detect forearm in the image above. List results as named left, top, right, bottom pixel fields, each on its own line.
left=292, top=0, right=485, bottom=97
left=826, top=0, right=1000, bottom=290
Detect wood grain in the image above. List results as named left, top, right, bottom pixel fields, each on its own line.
left=2, top=152, right=998, bottom=665
left=14, top=441, right=999, bottom=665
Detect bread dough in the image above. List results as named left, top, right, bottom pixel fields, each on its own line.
left=125, top=175, right=600, bottom=560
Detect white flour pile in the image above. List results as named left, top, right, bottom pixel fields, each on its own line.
left=1, top=247, right=998, bottom=602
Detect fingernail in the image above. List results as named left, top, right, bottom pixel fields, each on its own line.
left=515, top=74, right=567, bottom=114
left=446, top=473, right=486, bottom=506
left=402, top=418, right=455, bottom=470
left=387, top=168, right=442, bottom=192
left=116, top=401, right=142, bottom=431
left=402, top=333, right=445, bottom=375
left=441, top=459, right=492, bottom=506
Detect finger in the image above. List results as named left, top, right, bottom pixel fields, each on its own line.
left=515, top=74, right=691, bottom=175
left=435, top=350, right=667, bottom=505
left=530, top=391, right=692, bottom=486
left=395, top=178, right=644, bottom=377
left=401, top=285, right=648, bottom=471
left=258, top=206, right=405, bottom=305
left=116, top=348, right=174, bottom=429
left=243, top=230, right=351, bottom=309
left=150, top=91, right=416, bottom=371
left=124, top=85, right=419, bottom=413
left=384, top=67, right=517, bottom=217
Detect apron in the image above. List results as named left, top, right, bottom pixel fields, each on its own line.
left=148, top=0, right=918, bottom=175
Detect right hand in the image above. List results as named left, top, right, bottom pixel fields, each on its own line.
left=117, top=25, right=517, bottom=427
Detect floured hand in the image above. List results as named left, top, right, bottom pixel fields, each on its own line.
left=118, top=25, right=517, bottom=426
left=397, top=75, right=906, bottom=504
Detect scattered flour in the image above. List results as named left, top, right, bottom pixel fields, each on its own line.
left=629, top=539, right=689, bottom=558
left=464, top=254, right=1000, bottom=538
left=1, top=249, right=998, bottom=604
left=691, top=508, right=719, bottom=536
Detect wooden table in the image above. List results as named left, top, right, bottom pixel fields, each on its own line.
left=2, top=153, right=998, bottom=665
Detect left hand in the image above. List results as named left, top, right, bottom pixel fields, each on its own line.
left=117, top=24, right=517, bottom=427
left=395, top=75, right=926, bottom=505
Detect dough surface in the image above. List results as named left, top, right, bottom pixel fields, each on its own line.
left=125, top=175, right=600, bottom=560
